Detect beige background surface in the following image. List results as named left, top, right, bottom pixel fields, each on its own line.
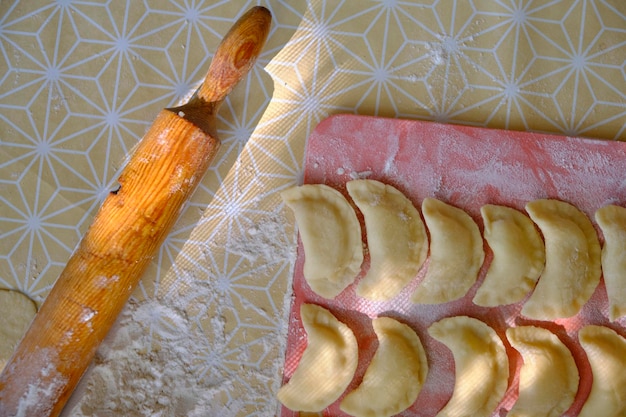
left=1, top=1, right=625, bottom=415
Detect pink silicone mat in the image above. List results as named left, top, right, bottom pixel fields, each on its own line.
left=280, top=114, right=626, bottom=417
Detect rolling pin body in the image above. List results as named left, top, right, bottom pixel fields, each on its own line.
left=0, top=6, right=271, bottom=417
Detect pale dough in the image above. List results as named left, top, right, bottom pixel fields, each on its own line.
left=281, top=184, right=363, bottom=299
left=411, top=198, right=484, bottom=304
left=595, top=205, right=626, bottom=321
left=578, top=325, right=626, bottom=417
left=346, top=179, right=428, bottom=301
left=428, top=316, right=508, bottom=417
left=522, top=199, right=601, bottom=320
left=473, top=204, right=545, bottom=307
left=506, top=326, right=578, bottom=417
left=340, top=317, right=428, bottom=417
left=0, top=289, right=37, bottom=372
left=277, top=303, right=358, bottom=412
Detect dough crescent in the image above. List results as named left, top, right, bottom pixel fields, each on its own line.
left=277, top=303, right=358, bottom=412
left=595, top=205, right=626, bottom=321
left=506, top=326, right=579, bottom=417
left=340, top=317, right=428, bottom=417
left=346, top=179, right=428, bottom=301
left=473, top=204, right=545, bottom=307
left=522, top=199, right=601, bottom=320
left=281, top=184, right=363, bottom=298
left=428, top=316, right=508, bottom=417
left=578, top=325, right=626, bottom=417
left=411, top=198, right=484, bottom=304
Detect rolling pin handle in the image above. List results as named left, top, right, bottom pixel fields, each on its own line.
left=197, top=6, right=272, bottom=104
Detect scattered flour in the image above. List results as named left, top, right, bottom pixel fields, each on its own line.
left=59, top=212, right=297, bottom=417
left=349, top=170, right=373, bottom=180
left=62, top=296, right=288, bottom=417
left=225, top=213, right=296, bottom=264
left=59, top=288, right=286, bottom=417
left=61, top=299, right=216, bottom=417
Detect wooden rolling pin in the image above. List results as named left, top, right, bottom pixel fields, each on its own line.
left=0, top=6, right=271, bottom=417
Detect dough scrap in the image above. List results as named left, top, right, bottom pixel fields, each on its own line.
left=578, top=325, right=626, bottom=417
left=281, top=184, right=363, bottom=298
left=411, top=198, right=484, bottom=304
left=595, top=205, right=626, bottom=321
left=506, top=326, right=578, bottom=417
left=428, top=316, right=508, bottom=417
left=346, top=179, right=428, bottom=301
left=522, top=199, right=601, bottom=320
left=0, top=289, right=37, bottom=372
left=340, top=317, right=428, bottom=417
left=473, top=204, right=545, bottom=307
left=277, top=304, right=358, bottom=412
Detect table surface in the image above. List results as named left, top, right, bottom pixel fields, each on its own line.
left=1, top=1, right=625, bottom=416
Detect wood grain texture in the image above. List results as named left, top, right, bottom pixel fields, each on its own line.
left=197, top=6, right=272, bottom=104
left=0, top=111, right=218, bottom=417
left=0, top=6, right=271, bottom=417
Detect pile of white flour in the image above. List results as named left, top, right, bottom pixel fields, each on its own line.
left=61, top=212, right=296, bottom=417
left=62, top=299, right=233, bottom=417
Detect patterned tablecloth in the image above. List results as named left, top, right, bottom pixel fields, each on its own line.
left=1, top=1, right=625, bottom=416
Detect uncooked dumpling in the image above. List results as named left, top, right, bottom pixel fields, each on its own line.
left=595, top=205, right=626, bottom=321
left=522, top=199, right=601, bottom=320
left=506, top=326, right=578, bottom=417
left=340, top=317, right=428, bottom=417
left=411, top=198, right=484, bottom=304
left=0, top=289, right=37, bottom=372
left=346, top=179, right=428, bottom=301
left=281, top=184, right=363, bottom=298
left=473, top=205, right=545, bottom=307
left=578, top=325, right=626, bottom=417
left=428, top=316, right=508, bottom=417
left=277, top=303, right=358, bottom=412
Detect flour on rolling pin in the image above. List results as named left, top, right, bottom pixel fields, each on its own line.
left=280, top=114, right=626, bottom=417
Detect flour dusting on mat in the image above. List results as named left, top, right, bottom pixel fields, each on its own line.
left=62, top=299, right=218, bottom=417
left=226, top=213, right=294, bottom=263
left=62, top=297, right=251, bottom=415
left=61, top=210, right=297, bottom=417
left=63, top=293, right=292, bottom=417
